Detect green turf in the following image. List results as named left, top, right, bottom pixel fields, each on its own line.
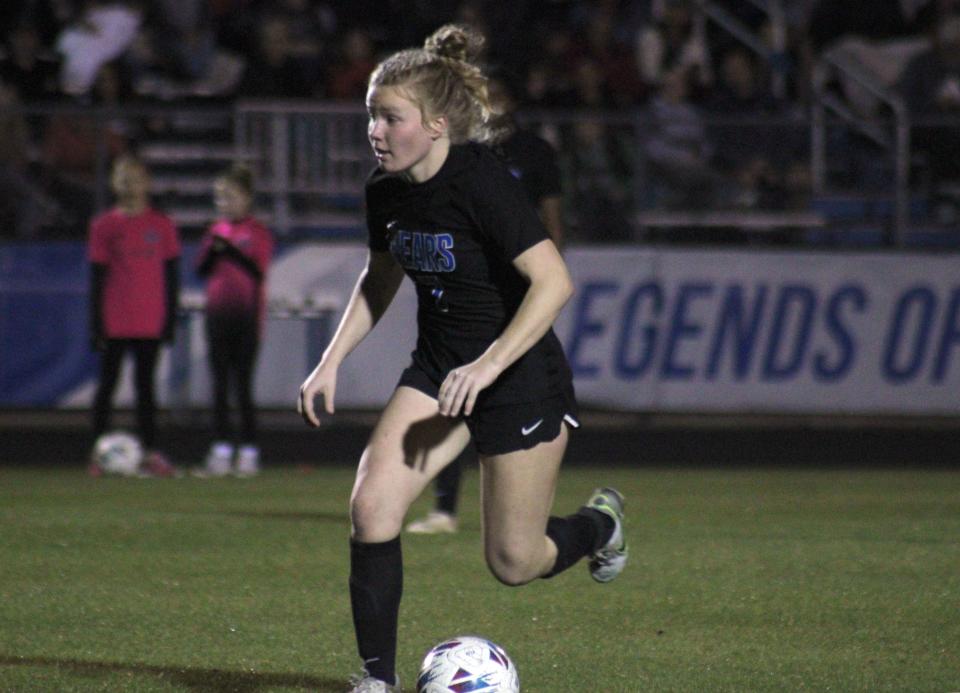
left=0, top=466, right=958, bottom=692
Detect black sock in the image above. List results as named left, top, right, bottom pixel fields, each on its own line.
left=543, top=508, right=614, bottom=578
left=350, top=536, right=402, bottom=683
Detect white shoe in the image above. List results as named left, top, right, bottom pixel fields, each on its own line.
left=405, top=510, right=458, bottom=534
left=234, top=444, right=260, bottom=478
left=192, top=441, right=233, bottom=478
left=348, top=673, right=401, bottom=692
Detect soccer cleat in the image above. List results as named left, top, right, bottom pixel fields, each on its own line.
left=348, top=672, right=401, bottom=692
left=405, top=510, right=458, bottom=535
left=585, top=487, right=628, bottom=583
left=234, top=444, right=260, bottom=478
left=192, top=442, right=233, bottom=478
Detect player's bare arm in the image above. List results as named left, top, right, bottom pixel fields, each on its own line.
left=299, top=250, right=404, bottom=425
left=438, top=239, right=574, bottom=417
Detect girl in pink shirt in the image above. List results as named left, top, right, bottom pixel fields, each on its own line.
left=88, top=155, right=180, bottom=476
left=194, top=164, right=273, bottom=477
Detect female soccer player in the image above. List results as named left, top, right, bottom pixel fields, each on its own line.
left=88, top=154, right=180, bottom=477
left=194, top=164, right=273, bottom=477
left=298, top=25, right=627, bottom=692
left=404, top=67, right=567, bottom=536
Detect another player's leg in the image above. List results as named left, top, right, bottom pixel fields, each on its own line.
left=234, top=323, right=260, bottom=477
left=132, top=339, right=160, bottom=450
left=348, top=386, right=470, bottom=691
left=196, top=317, right=234, bottom=477
left=89, top=339, right=125, bottom=473
left=92, top=339, right=124, bottom=436
left=133, top=339, right=176, bottom=477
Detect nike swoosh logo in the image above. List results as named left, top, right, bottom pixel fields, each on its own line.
left=521, top=419, right=544, bottom=436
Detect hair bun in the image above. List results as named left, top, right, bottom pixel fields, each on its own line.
left=424, top=24, right=484, bottom=63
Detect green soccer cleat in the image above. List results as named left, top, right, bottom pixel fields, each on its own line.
left=585, top=487, right=628, bottom=583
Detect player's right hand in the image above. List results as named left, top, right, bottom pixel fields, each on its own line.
left=298, top=364, right=336, bottom=427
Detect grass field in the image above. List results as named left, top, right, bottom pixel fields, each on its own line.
left=1, top=464, right=958, bottom=692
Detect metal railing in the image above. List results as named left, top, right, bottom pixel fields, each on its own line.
left=234, top=100, right=369, bottom=233
left=235, top=103, right=822, bottom=242
left=2, top=100, right=958, bottom=246
left=812, top=49, right=911, bottom=245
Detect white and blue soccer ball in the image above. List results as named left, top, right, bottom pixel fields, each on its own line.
left=93, top=431, right=143, bottom=476
left=416, top=635, right=520, bottom=692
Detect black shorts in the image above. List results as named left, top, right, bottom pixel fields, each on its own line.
left=397, top=364, right=580, bottom=456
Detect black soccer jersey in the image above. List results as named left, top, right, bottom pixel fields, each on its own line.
left=365, top=142, right=573, bottom=407
left=492, top=128, right=563, bottom=206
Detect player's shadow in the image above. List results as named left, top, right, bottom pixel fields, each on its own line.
left=223, top=509, right=349, bottom=524
left=177, top=508, right=349, bottom=525
left=403, top=413, right=461, bottom=472
left=0, top=653, right=345, bottom=692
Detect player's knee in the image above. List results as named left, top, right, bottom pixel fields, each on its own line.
left=486, top=545, right=539, bottom=586
left=350, top=488, right=401, bottom=542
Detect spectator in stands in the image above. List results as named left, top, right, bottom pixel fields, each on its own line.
left=801, top=0, right=934, bottom=122
left=332, top=1, right=449, bottom=51
left=523, top=23, right=579, bottom=107
left=0, top=21, right=61, bottom=102
left=88, top=154, right=180, bottom=477
left=568, top=5, right=647, bottom=107
left=326, top=27, right=377, bottom=101
left=636, top=0, right=713, bottom=99
left=54, top=1, right=142, bottom=98
left=900, top=14, right=960, bottom=186
left=238, top=15, right=312, bottom=97
left=561, top=115, right=635, bottom=241
left=122, top=20, right=178, bottom=99
left=193, top=164, right=273, bottom=478
left=569, top=57, right=616, bottom=108
left=707, top=46, right=779, bottom=116
left=707, top=46, right=787, bottom=209
left=40, top=61, right=131, bottom=234
left=0, top=80, right=52, bottom=238
left=641, top=65, right=720, bottom=209
left=20, top=0, right=77, bottom=47
left=806, top=0, right=929, bottom=53
left=568, top=0, right=647, bottom=49
left=148, top=0, right=217, bottom=82
left=257, top=0, right=333, bottom=89
left=123, top=2, right=244, bottom=101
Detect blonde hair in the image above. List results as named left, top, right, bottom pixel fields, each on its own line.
left=109, top=153, right=148, bottom=194
left=111, top=153, right=146, bottom=178
left=216, top=163, right=255, bottom=196
left=368, top=24, right=496, bottom=144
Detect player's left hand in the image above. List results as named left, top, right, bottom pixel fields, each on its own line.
left=438, top=358, right=500, bottom=417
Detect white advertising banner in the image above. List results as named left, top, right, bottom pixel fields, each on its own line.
left=164, top=244, right=960, bottom=415
left=553, top=248, right=960, bottom=414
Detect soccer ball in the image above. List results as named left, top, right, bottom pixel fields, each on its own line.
left=416, top=636, right=520, bottom=692
left=92, top=431, right=143, bottom=476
